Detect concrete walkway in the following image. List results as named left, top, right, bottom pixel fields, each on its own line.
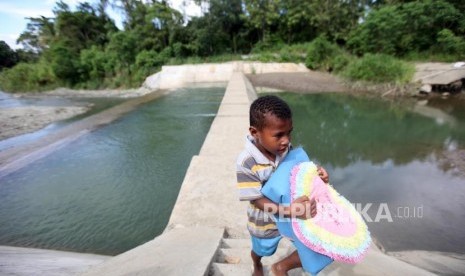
left=414, top=62, right=465, bottom=85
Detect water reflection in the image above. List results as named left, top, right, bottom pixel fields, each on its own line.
left=285, top=93, right=465, bottom=168
left=279, top=92, right=465, bottom=253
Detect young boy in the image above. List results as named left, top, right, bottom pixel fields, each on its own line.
left=236, top=95, right=329, bottom=276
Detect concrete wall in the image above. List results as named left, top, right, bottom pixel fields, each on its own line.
left=142, top=61, right=309, bottom=90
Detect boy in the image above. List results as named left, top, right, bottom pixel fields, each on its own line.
left=236, top=95, right=329, bottom=276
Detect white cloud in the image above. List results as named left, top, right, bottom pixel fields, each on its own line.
left=0, top=3, right=53, bottom=18
left=0, top=34, right=20, bottom=49
left=169, top=0, right=204, bottom=18
left=45, top=0, right=81, bottom=7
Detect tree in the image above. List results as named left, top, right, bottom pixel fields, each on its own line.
left=106, top=31, right=138, bottom=76
left=206, top=0, right=247, bottom=53
left=348, top=0, right=464, bottom=56
left=48, top=40, right=80, bottom=85
left=240, top=0, right=367, bottom=45
left=16, top=16, right=55, bottom=53
left=0, top=41, right=18, bottom=70
left=244, top=0, right=280, bottom=42
left=184, top=0, right=248, bottom=56
left=53, top=1, right=117, bottom=52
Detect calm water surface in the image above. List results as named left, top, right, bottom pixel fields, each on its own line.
left=0, top=87, right=224, bottom=255
left=280, top=93, right=465, bottom=253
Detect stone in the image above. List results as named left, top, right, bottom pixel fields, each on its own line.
left=419, top=84, right=432, bottom=94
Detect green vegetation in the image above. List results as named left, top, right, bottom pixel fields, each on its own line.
left=0, top=0, right=464, bottom=92
left=305, top=36, right=352, bottom=72
left=342, top=54, right=415, bottom=84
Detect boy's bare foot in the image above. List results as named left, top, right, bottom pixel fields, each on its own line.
left=253, top=262, right=264, bottom=276
left=271, top=263, right=287, bottom=276
left=270, top=250, right=301, bottom=275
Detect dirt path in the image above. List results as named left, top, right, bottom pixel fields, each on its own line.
left=246, top=71, right=347, bottom=93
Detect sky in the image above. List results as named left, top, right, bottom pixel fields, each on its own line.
left=0, top=0, right=203, bottom=49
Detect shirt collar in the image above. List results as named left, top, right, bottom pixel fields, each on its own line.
left=245, top=135, right=289, bottom=167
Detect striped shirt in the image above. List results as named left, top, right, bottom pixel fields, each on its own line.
left=236, top=135, right=289, bottom=238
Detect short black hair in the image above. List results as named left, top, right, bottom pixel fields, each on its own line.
left=250, top=95, right=292, bottom=129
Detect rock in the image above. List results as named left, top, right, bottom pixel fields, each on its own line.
left=224, top=255, right=241, bottom=264
left=419, top=84, right=432, bottom=94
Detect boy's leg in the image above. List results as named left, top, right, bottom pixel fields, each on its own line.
left=251, top=250, right=264, bottom=276
left=271, top=250, right=301, bottom=276
left=250, top=235, right=282, bottom=276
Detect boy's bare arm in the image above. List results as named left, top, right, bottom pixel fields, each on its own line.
left=251, top=196, right=316, bottom=219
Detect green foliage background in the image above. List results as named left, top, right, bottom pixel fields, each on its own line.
left=0, top=0, right=464, bottom=92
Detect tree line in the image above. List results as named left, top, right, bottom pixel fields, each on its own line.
left=1, top=0, right=464, bottom=92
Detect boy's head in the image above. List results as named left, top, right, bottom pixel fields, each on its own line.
left=249, top=95, right=293, bottom=160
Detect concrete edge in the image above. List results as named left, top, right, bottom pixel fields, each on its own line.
left=81, top=226, right=225, bottom=276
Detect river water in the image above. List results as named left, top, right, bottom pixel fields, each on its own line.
left=0, top=87, right=224, bottom=255
left=280, top=92, right=465, bottom=254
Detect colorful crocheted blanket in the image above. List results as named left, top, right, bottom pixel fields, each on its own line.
left=290, top=161, right=371, bottom=263
left=261, top=147, right=370, bottom=274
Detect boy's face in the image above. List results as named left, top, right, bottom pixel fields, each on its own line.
left=250, top=113, right=293, bottom=161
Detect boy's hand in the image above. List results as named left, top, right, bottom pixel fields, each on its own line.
left=317, top=166, right=329, bottom=183
left=290, top=196, right=317, bottom=219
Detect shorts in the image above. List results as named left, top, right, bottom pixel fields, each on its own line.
left=251, top=235, right=282, bottom=257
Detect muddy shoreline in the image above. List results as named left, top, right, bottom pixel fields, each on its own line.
left=0, top=87, right=152, bottom=141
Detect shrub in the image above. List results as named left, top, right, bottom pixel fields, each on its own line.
left=435, top=29, right=465, bottom=57
left=251, top=37, right=285, bottom=54
left=158, top=47, right=173, bottom=63
left=79, top=46, right=109, bottom=83
left=0, top=62, right=56, bottom=92
left=331, top=53, right=354, bottom=73
left=305, top=36, right=349, bottom=72
left=342, top=53, right=414, bottom=84
left=133, top=50, right=164, bottom=83
left=279, top=47, right=303, bottom=63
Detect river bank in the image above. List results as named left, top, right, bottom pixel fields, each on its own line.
left=0, top=87, right=153, bottom=141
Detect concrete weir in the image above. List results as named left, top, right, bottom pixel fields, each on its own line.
left=81, top=72, right=435, bottom=276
